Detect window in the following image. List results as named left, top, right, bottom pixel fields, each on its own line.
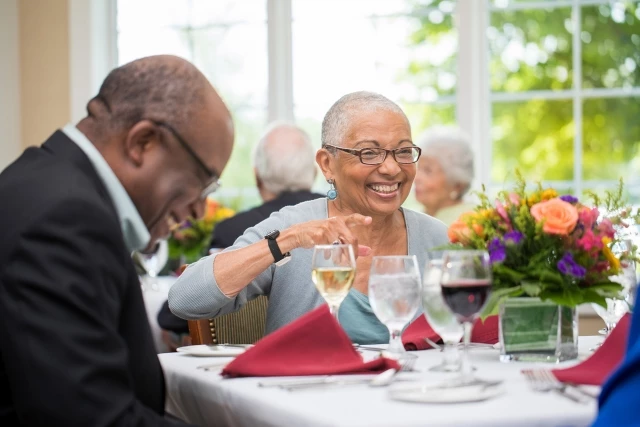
left=115, top=0, right=640, bottom=209
left=487, top=0, right=640, bottom=201
left=117, top=0, right=268, bottom=208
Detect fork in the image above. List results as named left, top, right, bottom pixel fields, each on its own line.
left=523, top=369, right=592, bottom=404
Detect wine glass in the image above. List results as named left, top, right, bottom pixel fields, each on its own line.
left=440, top=250, right=492, bottom=384
left=591, top=264, right=633, bottom=344
left=136, top=240, right=169, bottom=291
left=369, top=256, right=422, bottom=355
left=422, top=258, right=464, bottom=372
left=311, top=244, right=356, bottom=321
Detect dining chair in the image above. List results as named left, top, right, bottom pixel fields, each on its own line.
left=187, top=295, right=268, bottom=345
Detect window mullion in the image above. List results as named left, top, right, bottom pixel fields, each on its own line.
left=267, top=0, right=293, bottom=122
left=456, top=0, right=490, bottom=192
left=572, top=0, right=583, bottom=196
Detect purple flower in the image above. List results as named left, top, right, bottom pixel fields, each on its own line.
left=488, top=237, right=506, bottom=264
left=504, top=231, right=524, bottom=245
left=557, top=253, right=586, bottom=278
left=560, top=195, right=579, bottom=204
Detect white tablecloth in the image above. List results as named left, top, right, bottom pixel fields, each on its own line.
left=142, top=276, right=177, bottom=353
left=159, top=337, right=601, bottom=427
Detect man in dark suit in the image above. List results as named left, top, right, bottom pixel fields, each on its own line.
left=158, top=123, right=322, bottom=336
left=0, top=55, right=234, bottom=426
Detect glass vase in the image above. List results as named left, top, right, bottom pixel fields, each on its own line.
left=499, top=297, right=578, bottom=363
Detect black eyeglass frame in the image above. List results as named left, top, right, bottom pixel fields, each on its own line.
left=323, top=144, right=422, bottom=165
left=147, top=119, right=221, bottom=197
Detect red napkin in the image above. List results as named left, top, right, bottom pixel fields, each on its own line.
left=402, top=315, right=499, bottom=351
left=551, top=314, right=630, bottom=385
left=221, top=305, right=400, bottom=377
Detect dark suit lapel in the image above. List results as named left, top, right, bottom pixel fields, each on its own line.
left=41, top=131, right=117, bottom=219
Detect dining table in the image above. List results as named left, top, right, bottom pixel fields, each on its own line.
left=159, top=336, right=602, bottom=427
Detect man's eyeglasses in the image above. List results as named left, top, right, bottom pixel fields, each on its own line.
left=148, top=120, right=221, bottom=198
left=323, top=144, right=422, bottom=165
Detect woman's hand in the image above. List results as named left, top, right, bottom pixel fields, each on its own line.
left=283, top=213, right=372, bottom=257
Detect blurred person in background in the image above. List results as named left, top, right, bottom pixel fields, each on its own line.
left=413, top=126, right=476, bottom=225
left=157, top=122, right=323, bottom=342
left=210, top=122, right=324, bottom=249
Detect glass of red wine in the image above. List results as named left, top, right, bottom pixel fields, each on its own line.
left=440, top=250, right=492, bottom=385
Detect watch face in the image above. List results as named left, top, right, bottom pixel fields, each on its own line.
left=265, top=230, right=280, bottom=240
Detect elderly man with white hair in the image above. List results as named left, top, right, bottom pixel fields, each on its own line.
left=413, top=126, right=476, bottom=225
left=209, top=122, right=324, bottom=249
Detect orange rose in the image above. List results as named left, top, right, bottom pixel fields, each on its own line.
left=530, top=198, right=578, bottom=235
left=448, top=213, right=483, bottom=244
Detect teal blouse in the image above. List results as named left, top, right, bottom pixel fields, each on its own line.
left=338, top=289, right=389, bottom=345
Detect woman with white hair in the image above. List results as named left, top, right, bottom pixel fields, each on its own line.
left=169, top=91, right=448, bottom=344
left=414, top=126, right=476, bottom=225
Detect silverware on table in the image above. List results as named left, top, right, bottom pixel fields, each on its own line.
left=262, top=368, right=403, bottom=391
left=197, top=362, right=230, bottom=371
left=208, top=343, right=253, bottom=349
left=522, top=369, right=595, bottom=404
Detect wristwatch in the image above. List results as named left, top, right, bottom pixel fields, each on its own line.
left=264, top=230, right=291, bottom=266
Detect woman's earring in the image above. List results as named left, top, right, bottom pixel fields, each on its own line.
left=327, top=179, right=338, bottom=200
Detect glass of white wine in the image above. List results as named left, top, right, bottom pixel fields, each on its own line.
left=311, top=244, right=356, bottom=322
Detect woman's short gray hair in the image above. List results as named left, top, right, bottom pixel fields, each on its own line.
left=253, top=122, right=317, bottom=195
left=417, top=126, right=475, bottom=195
left=321, top=91, right=410, bottom=147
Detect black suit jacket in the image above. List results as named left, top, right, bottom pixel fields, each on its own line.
left=209, top=190, right=325, bottom=249
left=157, top=190, right=324, bottom=334
left=0, top=131, right=189, bottom=426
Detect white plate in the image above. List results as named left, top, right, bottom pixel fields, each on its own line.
left=389, top=382, right=505, bottom=404
left=176, top=345, right=247, bottom=357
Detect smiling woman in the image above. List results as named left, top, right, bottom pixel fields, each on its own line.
left=168, top=91, right=450, bottom=345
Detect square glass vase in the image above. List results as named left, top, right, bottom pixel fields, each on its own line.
left=499, top=297, right=578, bottom=363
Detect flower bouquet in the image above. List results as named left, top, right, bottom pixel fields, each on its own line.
left=167, top=198, right=235, bottom=266
left=447, top=173, right=639, bottom=361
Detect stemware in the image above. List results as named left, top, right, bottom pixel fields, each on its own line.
left=422, top=258, right=463, bottom=372
left=440, top=250, right=492, bottom=384
left=591, top=268, right=632, bottom=343
left=135, top=239, right=169, bottom=291
left=369, top=255, right=422, bottom=355
left=311, top=244, right=357, bottom=321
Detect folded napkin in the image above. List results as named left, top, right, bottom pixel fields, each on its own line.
left=402, top=314, right=499, bottom=351
left=551, top=314, right=630, bottom=386
left=221, top=305, right=400, bottom=377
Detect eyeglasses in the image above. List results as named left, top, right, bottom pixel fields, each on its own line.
left=148, top=120, right=221, bottom=198
left=323, top=144, right=421, bottom=165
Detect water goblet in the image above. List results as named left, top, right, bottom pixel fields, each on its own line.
left=369, top=255, right=422, bottom=355
left=422, top=258, right=463, bottom=372
left=440, top=250, right=492, bottom=385
left=135, top=240, right=169, bottom=291
left=311, top=244, right=356, bottom=322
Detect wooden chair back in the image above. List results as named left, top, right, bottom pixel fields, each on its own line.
left=187, top=296, right=268, bottom=345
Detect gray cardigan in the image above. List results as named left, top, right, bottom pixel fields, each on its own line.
left=168, top=198, right=449, bottom=336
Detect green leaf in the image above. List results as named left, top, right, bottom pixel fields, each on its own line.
left=580, top=289, right=607, bottom=309
left=493, top=264, right=526, bottom=284
left=521, top=281, right=542, bottom=296
left=539, top=288, right=582, bottom=308
left=481, top=286, right=523, bottom=319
